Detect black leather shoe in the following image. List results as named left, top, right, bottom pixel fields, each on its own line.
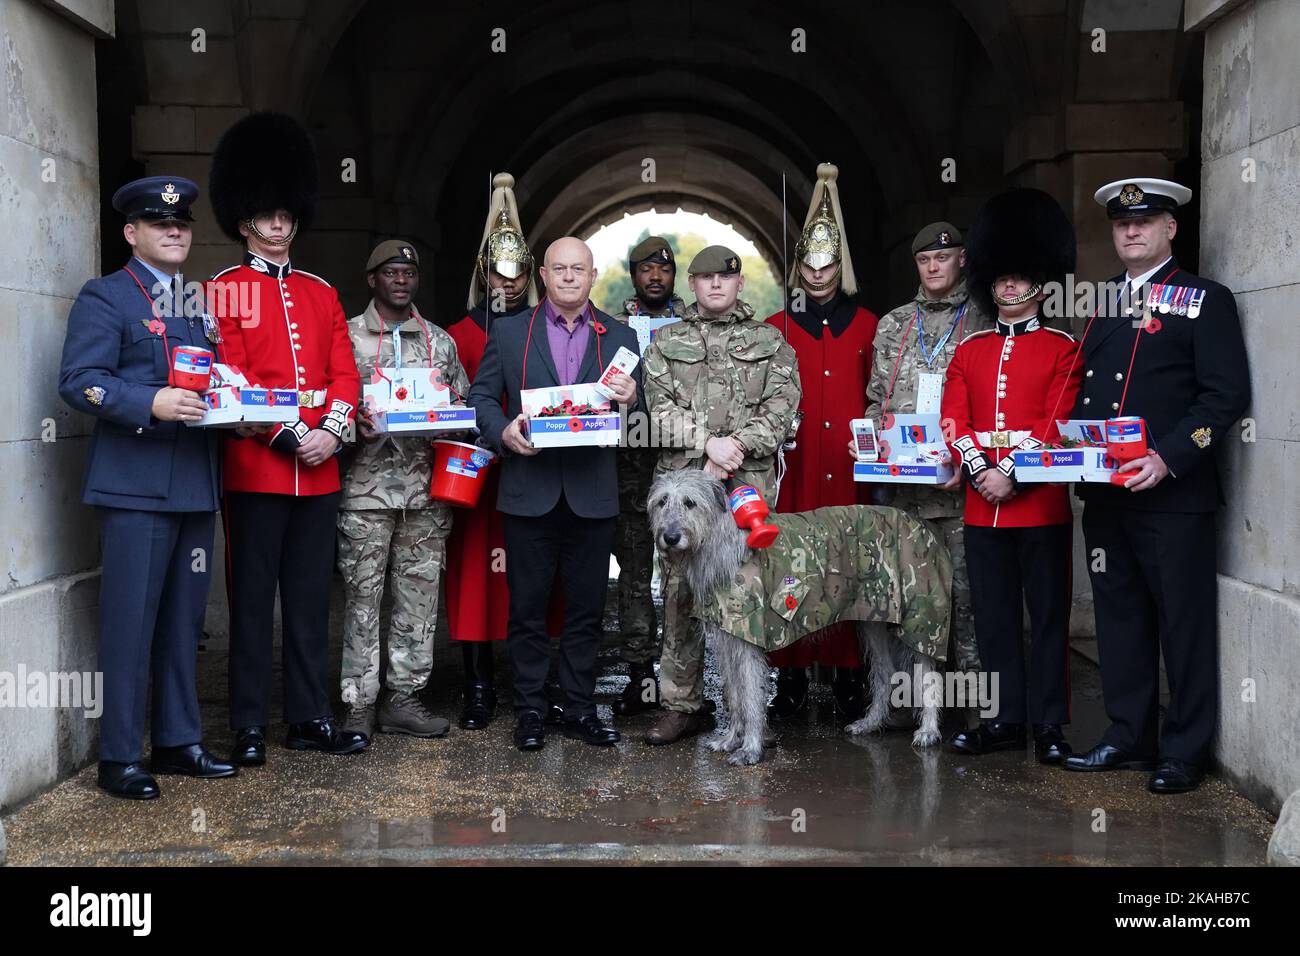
left=230, top=726, right=267, bottom=766
left=948, top=722, right=1026, bottom=755
left=1063, top=742, right=1155, bottom=772
left=1032, top=725, right=1072, bottom=765
left=459, top=642, right=498, bottom=730
left=562, top=714, right=621, bottom=746
left=150, top=743, right=238, bottom=778
left=614, top=661, right=659, bottom=716
left=832, top=667, right=867, bottom=720
left=513, top=710, right=546, bottom=751
left=97, top=761, right=160, bottom=800
left=1149, top=758, right=1204, bottom=794
left=768, top=667, right=809, bottom=720
left=286, top=716, right=368, bottom=755
left=544, top=701, right=566, bottom=726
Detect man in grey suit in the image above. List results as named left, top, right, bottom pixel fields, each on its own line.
left=470, top=237, right=644, bottom=751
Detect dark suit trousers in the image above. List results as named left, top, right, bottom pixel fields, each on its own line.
left=1082, top=504, right=1218, bottom=764
left=964, top=523, right=1073, bottom=727
left=224, top=491, right=339, bottom=728
left=503, top=497, right=615, bottom=718
left=96, top=507, right=214, bottom=762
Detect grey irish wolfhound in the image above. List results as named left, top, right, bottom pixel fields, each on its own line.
left=648, top=468, right=945, bottom=766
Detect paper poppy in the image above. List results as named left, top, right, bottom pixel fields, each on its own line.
left=1040, top=451, right=1053, bottom=467
left=879, top=439, right=891, bottom=460
left=429, top=368, right=443, bottom=384
left=1144, top=318, right=1162, bottom=334
left=370, top=370, right=385, bottom=385
left=146, top=318, right=166, bottom=335
left=592, top=321, right=607, bottom=335
left=395, top=386, right=408, bottom=401
left=784, top=595, right=798, bottom=610
left=567, top=417, right=583, bottom=433
left=882, top=413, right=895, bottom=430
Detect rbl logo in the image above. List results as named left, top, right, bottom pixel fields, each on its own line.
left=899, top=424, right=929, bottom=445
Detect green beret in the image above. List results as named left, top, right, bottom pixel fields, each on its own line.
left=687, top=244, right=742, bottom=276
left=366, top=239, right=419, bottom=272
left=629, top=236, right=675, bottom=269
left=911, top=222, right=962, bottom=255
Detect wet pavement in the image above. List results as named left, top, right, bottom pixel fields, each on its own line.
left=1, top=583, right=1276, bottom=866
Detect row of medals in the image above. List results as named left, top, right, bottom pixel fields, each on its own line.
left=1140, top=283, right=1206, bottom=318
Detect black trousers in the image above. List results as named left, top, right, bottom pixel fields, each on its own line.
left=1082, top=504, right=1218, bottom=764
left=96, top=508, right=214, bottom=762
left=224, top=490, right=340, bottom=728
left=502, top=497, right=615, bottom=719
left=964, top=522, right=1073, bottom=727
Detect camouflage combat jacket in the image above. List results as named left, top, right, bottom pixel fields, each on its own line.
left=340, top=301, right=471, bottom=510
left=695, top=505, right=953, bottom=660
left=642, top=300, right=802, bottom=498
left=864, top=279, right=991, bottom=518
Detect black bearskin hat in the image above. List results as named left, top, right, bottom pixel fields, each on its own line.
left=964, top=187, right=1077, bottom=318
left=209, top=112, right=319, bottom=243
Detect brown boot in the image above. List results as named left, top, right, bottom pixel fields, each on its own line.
left=341, top=701, right=376, bottom=740
left=645, top=709, right=709, bottom=746
left=377, top=690, right=450, bottom=738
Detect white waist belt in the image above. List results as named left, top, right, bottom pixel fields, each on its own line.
left=975, top=430, right=1030, bottom=448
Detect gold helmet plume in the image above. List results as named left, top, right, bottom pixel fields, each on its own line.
left=790, top=162, right=858, bottom=296
left=468, top=172, right=538, bottom=309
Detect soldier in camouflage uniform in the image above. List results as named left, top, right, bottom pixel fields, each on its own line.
left=610, top=236, right=687, bottom=716
left=642, top=244, right=802, bottom=745
left=863, top=223, right=992, bottom=676
left=337, top=240, right=471, bottom=740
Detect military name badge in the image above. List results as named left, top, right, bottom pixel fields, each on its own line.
left=1191, top=426, right=1212, bottom=449
left=83, top=386, right=105, bottom=407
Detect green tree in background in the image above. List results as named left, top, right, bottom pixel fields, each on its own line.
left=589, top=228, right=784, bottom=319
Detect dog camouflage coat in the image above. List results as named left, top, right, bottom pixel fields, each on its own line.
left=694, top=505, right=953, bottom=661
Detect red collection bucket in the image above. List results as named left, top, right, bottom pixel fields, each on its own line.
left=430, top=440, right=495, bottom=507
left=171, top=346, right=214, bottom=391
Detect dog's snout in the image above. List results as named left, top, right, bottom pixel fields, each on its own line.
left=662, top=529, right=682, bottom=547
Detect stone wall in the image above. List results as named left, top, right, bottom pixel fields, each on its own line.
left=0, top=0, right=113, bottom=826
left=1190, top=0, right=1300, bottom=815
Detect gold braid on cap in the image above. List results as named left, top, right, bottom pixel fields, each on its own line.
left=788, top=163, right=857, bottom=295
left=468, top=172, right=538, bottom=310
left=992, top=282, right=1042, bottom=307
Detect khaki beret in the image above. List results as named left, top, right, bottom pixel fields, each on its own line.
left=687, top=244, right=742, bottom=276
left=629, top=236, right=675, bottom=269
left=367, top=239, right=419, bottom=272
left=911, top=222, right=962, bottom=255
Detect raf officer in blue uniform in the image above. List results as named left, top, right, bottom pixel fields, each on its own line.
left=58, top=176, right=237, bottom=798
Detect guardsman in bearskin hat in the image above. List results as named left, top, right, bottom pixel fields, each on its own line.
left=207, top=112, right=365, bottom=764
left=445, top=172, right=567, bottom=731
left=763, top=164, right=880, bottom=722
left=1062, top=179, right=1250, bottom=793
left=942, top=188, right=1083, bottom=764
left=59, top=177, right=235, bottom=798
left=608, top=235, right=686, bottom=716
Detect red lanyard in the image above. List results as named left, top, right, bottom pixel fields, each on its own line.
left=881, top=301, right=967, bottom=419
left=124, top=263, right=178, bottom=386
left=520, top=301, right=602, bottom=391
left=371, top=309, right=462, bottom=402
left=1043, top=263, right=1179, bottom=430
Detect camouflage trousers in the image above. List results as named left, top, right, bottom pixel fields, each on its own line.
left=336, top=506, right=452, bottom=706
left=616, top=446, right=659, bottom=664
left=658, top=562, right=705, bottom=713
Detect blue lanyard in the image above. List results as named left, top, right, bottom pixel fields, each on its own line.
left=915, top=302, right=966, bottom=368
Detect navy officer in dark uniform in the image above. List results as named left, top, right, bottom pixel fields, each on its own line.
left=1063, top=178, right=1250, bottom=793
left=58, top=176, right=237, bottom=798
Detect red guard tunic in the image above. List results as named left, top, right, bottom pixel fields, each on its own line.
left=941, top=316, right=1083, bottom=527
left=444, top=305, right=563, bottom=642
left=763, top=295, right=878, bottom=668
left=208, top=254, right=359, bottom=495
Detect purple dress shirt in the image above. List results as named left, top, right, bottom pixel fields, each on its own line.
left=544, top=298, right=592, bottom=386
